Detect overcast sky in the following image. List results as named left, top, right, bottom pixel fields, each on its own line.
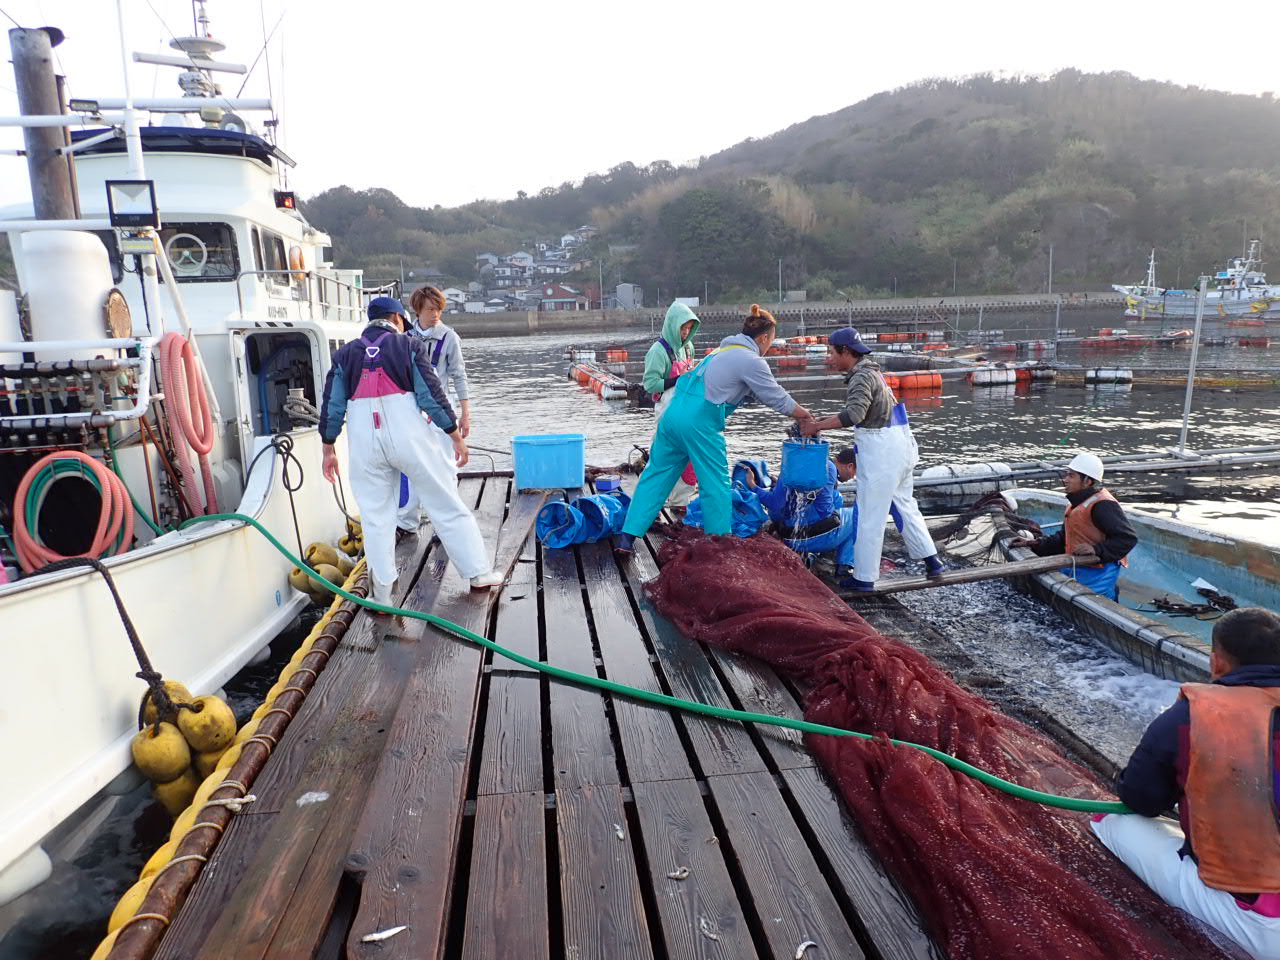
left=2, top=0, right=1278, bottom=212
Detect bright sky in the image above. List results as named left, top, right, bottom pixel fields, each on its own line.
left=1, top=0, right=1278, bottom=211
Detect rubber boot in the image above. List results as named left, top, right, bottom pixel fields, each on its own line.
left=838, top=573, right=876, bottom=592
left=613, top=532, right=636, bottom=558
left=924, top=555, right=947, bottom=578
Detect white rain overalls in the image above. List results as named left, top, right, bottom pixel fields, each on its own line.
left=346, top=331, right=488, bottom=603
left=851, top=400, right=937, bottom=583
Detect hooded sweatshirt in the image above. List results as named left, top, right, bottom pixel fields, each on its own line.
left=642, top=302, right=700, bottom=397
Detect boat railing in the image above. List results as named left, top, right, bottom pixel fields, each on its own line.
left=233, top=269, right=365, bottom=326
left=0, top=336, right=156, bottom=428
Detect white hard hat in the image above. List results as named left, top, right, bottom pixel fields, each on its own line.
left=1067, top=452, right=1105, bottom=482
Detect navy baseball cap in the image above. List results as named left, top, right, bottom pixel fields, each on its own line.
left=367, top=296, right=407, bottom=320
left=829, top=327, right=872, bottom=354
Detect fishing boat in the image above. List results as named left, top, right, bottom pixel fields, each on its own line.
left=1115, top=241, right=1280, bottom=319
left=991, top=490, right=1280, bottom=681
left=0, top=7, right=367, bottom=904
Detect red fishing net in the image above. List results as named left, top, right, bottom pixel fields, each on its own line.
left=646, top=530, right=1239, bottom=960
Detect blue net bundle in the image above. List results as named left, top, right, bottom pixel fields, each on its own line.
left=646, top=530, right=1239, bottom=960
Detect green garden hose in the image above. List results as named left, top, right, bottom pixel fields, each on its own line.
left=182, top=512, right=1131, bottom=815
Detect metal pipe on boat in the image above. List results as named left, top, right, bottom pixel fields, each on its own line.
left=0, top=338, right=156, bottom=428
left=85, top=96, right=273, bottom=111
left=0, top=218, right=113, bottom=231
left=0, top=114, right=127, bottom=127
left=1177, top=278, right=1209, bottom=454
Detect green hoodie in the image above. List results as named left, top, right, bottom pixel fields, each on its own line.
left=641, top=302, right=700, bottom=396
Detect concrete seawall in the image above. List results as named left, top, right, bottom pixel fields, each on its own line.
left=450, top=292, right=1123, bottom=339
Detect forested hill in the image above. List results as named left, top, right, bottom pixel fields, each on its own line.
left=304, top=70, right=1280, bottom=300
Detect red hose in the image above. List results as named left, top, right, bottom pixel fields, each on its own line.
left=159, top=331, right=218, bottom=514
left=12, top=450, right=135, bottom=573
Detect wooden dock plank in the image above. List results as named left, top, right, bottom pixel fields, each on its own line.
left=706, top=649, right=815, bottom=773
left=706, top=771, right=864, bottom=960
left=541, top=541, right=620, bottom=789
left=475, top=528, right=543, bottom=797
left=622, top=543, right=767, bottom=778
left=781, top=767, right=943, bottom=960
left=345, top=477, right=506, bottom=960
left=578, top=540, right=693, bottom=785
left=557, top=783, right=655, bottom=960
left=459, top=792, right=550, bottom=960
left=631, top=778, right=760, bottom=960
left=155, top=532, right=431, bottom=960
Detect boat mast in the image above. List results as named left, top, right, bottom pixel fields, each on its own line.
left=1145, top=249, right=1156, bottom=290
left=1177, top=277, right=1209, bottom=454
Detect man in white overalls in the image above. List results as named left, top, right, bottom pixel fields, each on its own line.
left=320, top=297, right=502, bottom=608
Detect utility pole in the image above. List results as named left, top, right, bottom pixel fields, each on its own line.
left=704, top=279, right=709, bottom=307
left=952, top=257, right=957, bottom=295
left=1047, top=243, right=1054, bottom=296
left=777, top=258, right=783, bottom=306
left=10, top=27, right=77, bottom=220
left=892, top=276, right=898, bottom=298
left=598, top=257, right=605, bottom=312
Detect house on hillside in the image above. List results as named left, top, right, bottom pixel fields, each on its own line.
left=442, top=287, right=466, bottom=310
left=507, top=251, right=535, bottom=268
left=493, top=262, right=530, bottom=288
left=538, top=283, right=589, bottom=312
left=474, top=252, right=499, bottom=271
left=616, top=282, right=643, bottom=310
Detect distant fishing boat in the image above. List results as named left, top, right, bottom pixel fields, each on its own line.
left=1116, top=242, right=1280, bottom=319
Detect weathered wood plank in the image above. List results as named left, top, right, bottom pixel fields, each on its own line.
left=706, top=649, right=815, bottom=773
left=621, top=543, right=766, bottom=778
left=541, top=541, right=619, bottom=789
left=706, top=771, right=864, bottom=960
left=476, top=526, right=543, bottom=796
left=492, top=489, right=549, bottom=584
left=460, top=792, right=549, bottom=960
left=781, top=767, right=942, bottom=960
left=631, top=778, right=760, bottom=960
left=344, top=477, right=506, bottom=960
left=578, top=540, right=693, bottom=785
left=557, top=783, right=654, bottom=960
left=837, top=553, right=1072, bottom=596
left=155, top=531, right=431, bottom=960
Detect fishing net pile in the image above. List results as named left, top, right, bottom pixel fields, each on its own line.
left=647, top=529, right=1237, bottom=960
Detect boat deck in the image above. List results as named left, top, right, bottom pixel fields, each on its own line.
left=149, top=473, right=941, bottom=960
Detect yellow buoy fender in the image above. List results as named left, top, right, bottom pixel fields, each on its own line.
left=140, top=680, right=193, bottom=726
left=131, top=722, right=191, bottom=783
left=305, top=542, right=341, bottom=568
left=308, top=563, right=344, bottom=594
left=193, top=745, right=227, bottom=780
left=214, top=742, right=242, bottom=772
left=177, top=695, right=237, bottom=753
left=107, top=875, right=155, bottom=933
left=89, top=930, right=120, bottom=960
left=153, top=768, right=199, bottom=818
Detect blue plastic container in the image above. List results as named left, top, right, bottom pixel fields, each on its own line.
left=511, top=433, right=586, bottom=490
left=595, top=474, right=623, bottom=493
left=779, top=438, right=830, bottom=491
left=536, top=501, right=584, bottom=549
left=573, top=492, right=630, bottom=542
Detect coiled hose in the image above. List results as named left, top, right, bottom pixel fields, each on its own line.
left=159, top=331, right=217, bottom=515
left=183, top=512, right=1131, bottom=815
left=13, top=451, right=135, bottom=572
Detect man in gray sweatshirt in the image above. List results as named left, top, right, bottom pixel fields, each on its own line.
left=615, top=305, right=811, bottom=555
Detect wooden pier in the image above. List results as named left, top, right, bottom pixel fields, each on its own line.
left=140, top=474, right=940, bottom=960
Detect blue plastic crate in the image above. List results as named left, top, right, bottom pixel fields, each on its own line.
left=511, top=433, right=586, bottom=490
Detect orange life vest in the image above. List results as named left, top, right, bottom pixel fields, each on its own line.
left=1181, top=683, right=1280, bottom=893
left=1063, top=487, right=1128, bottom=568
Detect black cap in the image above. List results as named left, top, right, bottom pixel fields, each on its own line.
left=834, top=447, right=857, bottom=464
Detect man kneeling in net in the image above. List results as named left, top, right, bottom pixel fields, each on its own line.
left=1093, top=607, right=1280, bottom=960
left=740, top=447, right=902, bottom=583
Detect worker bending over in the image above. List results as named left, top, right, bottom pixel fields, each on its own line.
left=800, top=327, right=941, bottom=590
left=615, top=304, right=810, bottom=555
left=1009, top=452, right=1136, bottom=601
left=1093, top=607, right=1280, bottom=960
left=319, top=296, right=502, bottom=609
left=642, top=302, right=701, bottom=508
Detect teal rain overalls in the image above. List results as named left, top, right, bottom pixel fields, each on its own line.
left=622, top=345, right=747, bottom=538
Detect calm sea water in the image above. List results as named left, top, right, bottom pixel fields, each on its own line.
left=462, top=315, right=1280, bottom=545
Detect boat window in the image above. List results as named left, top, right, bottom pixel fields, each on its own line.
left=159, top=222, right=239, bottom=282
left=90, top=230, right=124, bottom=284
left=251, top=226, right=264, bottom=277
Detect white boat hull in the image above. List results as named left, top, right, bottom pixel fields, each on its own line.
left=0, top=430, right=351, bottom=901
left=1114, top=284, right=1280, bottom=319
